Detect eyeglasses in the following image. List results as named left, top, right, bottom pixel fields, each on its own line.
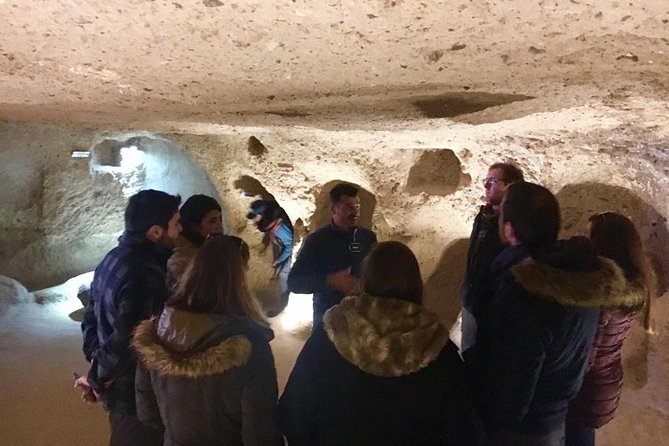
left=483, top=177, right=507, bottom=187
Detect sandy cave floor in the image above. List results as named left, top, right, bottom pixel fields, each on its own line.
left=0, top=283, right=667, bottom=446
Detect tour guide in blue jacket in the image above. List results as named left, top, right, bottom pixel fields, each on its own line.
left=288, top=183, right=376, bottom=329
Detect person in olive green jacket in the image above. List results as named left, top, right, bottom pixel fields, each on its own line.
left=134, top=235, right=282, bottom=446
left=166, top=194, right=223, bottom=289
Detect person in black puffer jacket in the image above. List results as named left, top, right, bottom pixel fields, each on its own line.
left=280, top=241, right=484, bottom=446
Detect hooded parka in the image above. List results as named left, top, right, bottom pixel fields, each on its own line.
left=279, top=293, right=484, bottom=446
left=478, top=238, right=631, bottom=437
left=132, top=307, right=283, bottom=446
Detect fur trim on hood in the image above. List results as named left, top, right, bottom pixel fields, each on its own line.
left=511, top=256, right=645, bottom=310
left=132, top=317, right=251, bottom=378
left=322, top=293, right=450, bottom=378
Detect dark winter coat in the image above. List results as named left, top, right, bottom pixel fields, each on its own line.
left=132, top=307, right=282, bottom=446
left=279, top=293, right=485, bottom=446
left=478, top=238, right=630, bottom=436
left=166, top=235, right=199, bottom=290
left=566, top=282, right=645, bottom=429
left=287, top=223, right=376, bottom=326
left=461, top=205, right=504, bottom=315
left=82, top=231, right=172, bottom=414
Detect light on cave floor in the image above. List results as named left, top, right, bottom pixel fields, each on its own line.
left=276, top=293, right=313, bottom=332
left=35, top=271, right=94, bottom=316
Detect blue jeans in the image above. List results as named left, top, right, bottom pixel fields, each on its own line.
left=565, top=428, right=595, bottom=446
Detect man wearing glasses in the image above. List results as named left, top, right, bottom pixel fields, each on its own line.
left=458, top=162, right=524, bottom=356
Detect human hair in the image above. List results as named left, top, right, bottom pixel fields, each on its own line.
left=124, top=189, right=181, bottom=234
left=589, top=212, right=654, bottom=314
left=168, top=235, right=264, bottom=320
left=501, top=182, right=560, bottom=249
left=362, top=241, right=423, bottom=304
left=329, top=183, right=359, bottom=204
left=180, top=194, right=222, bottom=230
left=225, top=235, right=251, bottom=268
left=489, top=162, right=525, bottom=184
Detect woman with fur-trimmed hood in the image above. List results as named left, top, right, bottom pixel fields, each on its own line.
left=279, top=241, right=484, bottom=446
left=133, top=235, right=283, bottom=446
left=565, top=212, right=655, bottom=446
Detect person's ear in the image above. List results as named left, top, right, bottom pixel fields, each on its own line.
left=145, top=224, right=164, bottom=242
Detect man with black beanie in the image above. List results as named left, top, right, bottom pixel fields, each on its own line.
left=166, top=194, right=222, bottom=288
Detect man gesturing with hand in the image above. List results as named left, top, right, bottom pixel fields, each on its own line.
left=288, top=183, right=376, bottom=330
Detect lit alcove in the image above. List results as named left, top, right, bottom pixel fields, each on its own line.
left=29, top=134, right=225, bottom=318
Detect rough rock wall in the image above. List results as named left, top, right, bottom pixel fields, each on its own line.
left=1, top=91, right=667, bottom=315
left=0, top=123, right=126, bottom=290
left=0, top=125, right=221, bottom=290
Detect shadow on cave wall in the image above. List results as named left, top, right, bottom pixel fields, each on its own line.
left=557, top=182, right=669, bottom=390
left=556, top=182, right=668, bottom=294
left=233, top=175, right=276, bottom=202
left=308, top=180, right=376, bottom=233
left=423, top=238, right=469, bottom=328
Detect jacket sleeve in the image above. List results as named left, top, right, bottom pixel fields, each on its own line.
left=484, top=291, right=546, bottom=430
left=81, top=282, right=99, bottom=363
left=274, top=223, right=294, bottom=266
left=287, top=234, right=328, bottom=294
left=135, top=362, right=163, bottom=431
left=279, top=337, right=320, bottom=446
left=241, top=340, right=283, bottom=446
left=586, top=309, right=610, bottom=371
left=89, top=277, right=159, bottom=392
left=166, top=251, right=187, bottom=291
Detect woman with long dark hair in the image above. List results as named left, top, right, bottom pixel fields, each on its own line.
left=133, top=235, right=282, bottom=446
left=565, top=212, right=654, bottom=446
left=279, top=241, right=483, bottom=445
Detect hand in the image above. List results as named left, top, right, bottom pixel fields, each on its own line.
left=326, top=270, right=362, bottom=296
left=73, top=374, right=100, bottom=404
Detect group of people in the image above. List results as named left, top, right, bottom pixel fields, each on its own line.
left=74, top=166, right=653, bottom=446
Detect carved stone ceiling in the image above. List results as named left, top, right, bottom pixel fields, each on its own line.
left=0, top=0, right=667, bottom=127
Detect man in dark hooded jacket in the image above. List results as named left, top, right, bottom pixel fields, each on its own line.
left=459, top=162, right=524, bottom=354
left=78, top=189, right=182, bottom=446
left=477, top=182, right=627, bottom=446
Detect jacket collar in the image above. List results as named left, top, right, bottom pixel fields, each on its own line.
left=499, top=237, right=644, bottom=309
left=119, top=231, right=173, bottom=264
left=322, top=293, right=449, bottom=377
left=133, top=316, right=253, bottom=378
left=511, top=256, right=644, bottom=309
left=133, top=306, right=273, bottom=378
left=329, top=221, right=357, bottom=234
